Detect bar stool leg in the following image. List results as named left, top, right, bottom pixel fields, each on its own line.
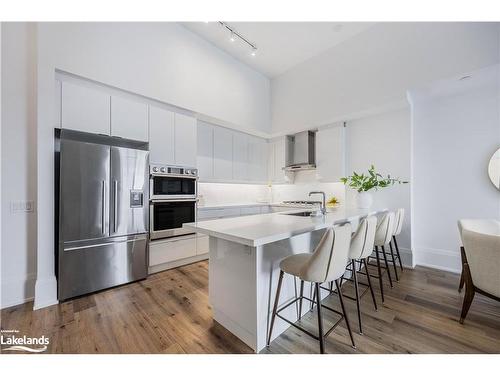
left=315, top=283, right=325, bottom=354
left=393, top=236, right=404, bottom=271
left=389, top=242, right=399, bottom=281
left=381, top=245, right=394, bottom=288
left=311, top=283, right=316, bottom=311
left=267, top=270, right=284, bottom=347
left=298, top=280, right=304, bottom=319
left=458, top=246, right=465, bottom=293
left=335, top=280, right=356, bottom=349
left=351, top=260, right=363, bottom=334
left=375, top=246, right=385, bottom=303
left=363, top=259, right=378, bottom=311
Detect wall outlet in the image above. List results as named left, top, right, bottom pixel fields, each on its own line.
left=10, top=200, right=35, bottom=213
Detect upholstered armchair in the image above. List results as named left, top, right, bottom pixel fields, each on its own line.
left=457, top=220, right=500, bottom=323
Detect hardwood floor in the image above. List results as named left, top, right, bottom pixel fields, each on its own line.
left=1, top=260, right=499, bottom=354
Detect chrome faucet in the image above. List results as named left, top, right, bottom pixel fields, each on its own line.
left=308, top=191, right=326, bottom=215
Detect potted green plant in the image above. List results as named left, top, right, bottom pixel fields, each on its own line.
left=340, top=165, right=408, bottom=209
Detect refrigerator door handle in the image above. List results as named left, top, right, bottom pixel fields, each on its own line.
left=113, top=180, right=118, bottom=233
left=101, top=180, right=106, bottom=234
left=64, top=237, right=143, bottom=251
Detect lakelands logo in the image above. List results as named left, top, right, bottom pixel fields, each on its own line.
left=1, top=329, right=49, bottom=353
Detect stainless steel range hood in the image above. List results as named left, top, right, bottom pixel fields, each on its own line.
left=284, top=130, right=316, bottom=171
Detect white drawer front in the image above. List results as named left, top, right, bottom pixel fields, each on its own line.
left=196, top=234, right=209, bottom=255
left=197, top=209, right=225, bottom=220
left=240, top=206, right=261, bottom=216
left=197, top=207, right=242, bottom=220
left=149, top=235, right=197, bottom=266
left=260, top=206, right=271, bottom=214
left=223, top=207, right=241, bottom=217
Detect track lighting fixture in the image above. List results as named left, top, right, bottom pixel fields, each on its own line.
left=217, top=22, right=258, bottom=57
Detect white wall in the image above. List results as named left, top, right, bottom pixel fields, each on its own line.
left=1, top=22, right=272, bottom=309
left=41, top=22, right=270, bottom=134
left=272, top=23, right=499, bottom=135
left=409, top=65, right=500, bottom=273
left=345, top=109, right=412, bottom=265
left=1, top=23, right=38, bottom=307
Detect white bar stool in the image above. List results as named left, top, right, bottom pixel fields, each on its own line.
left=337, top=216, right=378, bottom=334
left=367, top=212, right=396, bottom=303
left=389, top=208, right=405, bottom=278
left=267, top=223, right=355, bottom=354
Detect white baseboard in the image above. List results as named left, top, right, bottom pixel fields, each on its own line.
left=398, top=247, right=415, bottom=268
left=413, top=246, right=461, bottom=274
left=148, top=253, right=209, bottom=275
left=0, top=273, right=36, bottom=309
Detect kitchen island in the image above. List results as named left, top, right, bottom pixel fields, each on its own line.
left=184, top=207, right=386, bottom=352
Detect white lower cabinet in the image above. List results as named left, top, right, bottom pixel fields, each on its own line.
left=149, top=235, right=197, bottom=267
left=196, top=234, right=209, bottom=255
left=240, top=206, right=261, bottom=215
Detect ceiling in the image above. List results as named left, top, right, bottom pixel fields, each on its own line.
left=181, top=22, right=376, bottom=78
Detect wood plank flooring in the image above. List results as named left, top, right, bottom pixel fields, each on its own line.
left=1, top=261, right=499, bottom=354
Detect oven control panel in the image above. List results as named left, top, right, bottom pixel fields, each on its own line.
left=150, top=164, right=197, bottom=177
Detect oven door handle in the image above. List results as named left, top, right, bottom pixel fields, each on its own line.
left=150, top=199, right=198, bottom=203
left=150, top=173, right=198, bottom=179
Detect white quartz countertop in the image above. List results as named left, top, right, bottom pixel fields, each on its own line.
left=184, top=207, right=387, bottom=247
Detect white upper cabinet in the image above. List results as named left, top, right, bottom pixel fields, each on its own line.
left=316, top=125, right=345, bottom=182
left=61, top=81, right=110, bottom=135
left=233, top=132, right=249, bottom=181
left=248, top=136, right=267, bottom=182
left=111, top=95, right=149, bottom=141
left=149, top=106, right=175, bottom=165
left=269, top=137, right=288, bottom=183
left=149, top=108, right=197, bottom=167
left=213, top=126, right=233, bottom=181
left=197, top=121, right=214, bottom=180
left=174, top=113, right=197, bottom=167
left=198, top=123, right=267, bottom=183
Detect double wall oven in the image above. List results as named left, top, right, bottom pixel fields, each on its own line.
left=149, top=164, right=198, bottom=240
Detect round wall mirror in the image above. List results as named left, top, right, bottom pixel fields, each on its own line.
left=488, top=148, right=500, bottom=190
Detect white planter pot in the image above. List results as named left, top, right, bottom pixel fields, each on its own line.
left=356, top=191, right=373, bottom=209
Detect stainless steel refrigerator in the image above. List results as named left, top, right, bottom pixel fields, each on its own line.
left=56, top=130, right=149, bottom=300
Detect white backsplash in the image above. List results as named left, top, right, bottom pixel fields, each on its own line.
left=198, top=183, right=271, bottom=207
left=199, top=170, right=346, bottom=208
left=271, top=170, right=345, bottom=205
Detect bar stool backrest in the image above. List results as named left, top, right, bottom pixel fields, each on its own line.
left=301, top=223, right=352, bottom=283
left=349, top=215, right=377, bottom=260
left=374, top=212, right=395, bottom=246
left=393, top=208, right=405, bottom=236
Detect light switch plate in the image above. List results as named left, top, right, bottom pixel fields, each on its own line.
left=11, top=200, right=35, bottom=213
